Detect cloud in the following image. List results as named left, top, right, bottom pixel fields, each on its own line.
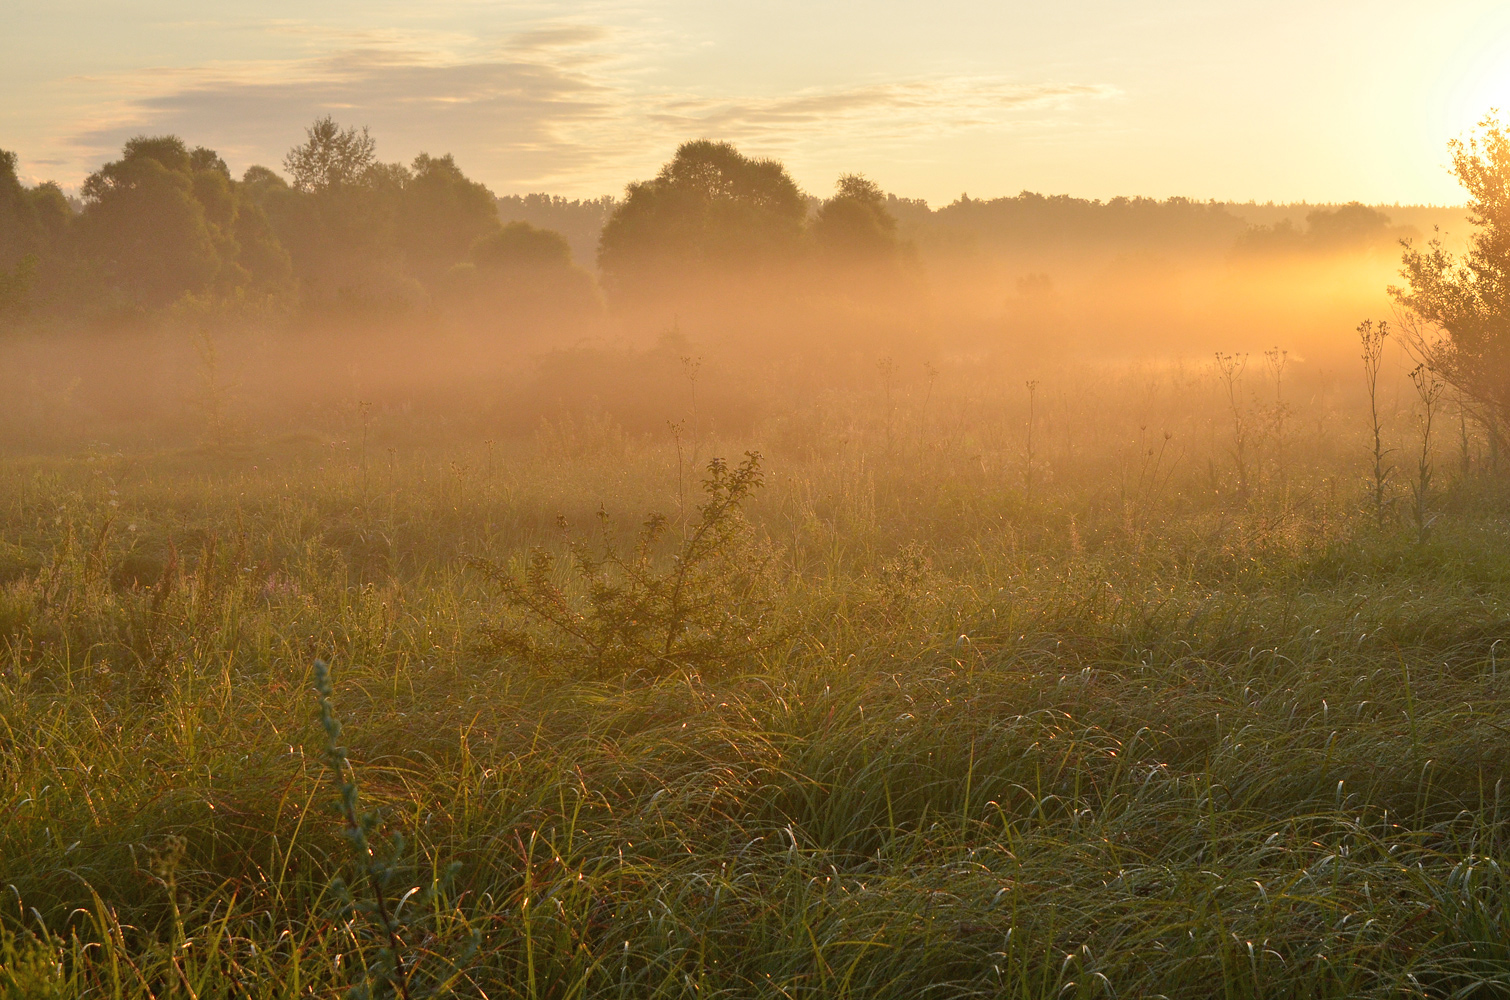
left=651, top=81, right=1117, bottom=142
left=67, top=46, right=622, bottom=185
left=54, top=31, right=1114, bottom=195
left=507, top=25, right=611, bottom=54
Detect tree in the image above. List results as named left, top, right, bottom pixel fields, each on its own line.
left=0, top=149, right=70, bottom=313
left=597, top=140, right=806, bottom=296
left=71, top=135, right=294, bottom=313
left=283, top=116, right=376, bottom=193
left=811, top=173, right=900, bottom=261
left=497, top=194, right=616, bottom=267
left=1393, top=113, right=1510, bottom=437
left=259, top=121, right=418, bottom=312
left=457, top=220, right=601, bottom=332
left=398, top=153, right=499, bottom=280
left=76, top=136, right=223, bottom=309
left=472, top=221, right=573, bottom=270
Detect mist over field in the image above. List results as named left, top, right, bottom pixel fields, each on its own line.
left=0, top=127, right=1467, bottom=450
left=11, top=78, right=1510, bottom=998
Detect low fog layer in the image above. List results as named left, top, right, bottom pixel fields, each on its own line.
left=0, top=121, right=1467, bottom=450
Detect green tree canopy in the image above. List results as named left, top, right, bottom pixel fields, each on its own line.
left=1393, top=114, right=1510, bottom=432
left=811, top=174, right=900, bottom=262
left=76, top=136, right=223, bottom=309
left=597, top=140, right=806, bottom=294
left=283, top=116, right=377, bottom=193
left=472, top=221, right=573, bottom=270
left=0, top=148, right=70, bottom=283
left=72, top=135, right=292, bottom=312
left=399, top=153, right=500, bottom=281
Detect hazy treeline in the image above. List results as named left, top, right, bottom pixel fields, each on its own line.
left=0, top=118, right=1474, bottom=453
left=0, top=120, right=596, bottom=334
left=3, top=119, right=1456, bottom=333
left=496, top=193, right=616, bottom=270
left=500, top=188, right=1438, bottom=274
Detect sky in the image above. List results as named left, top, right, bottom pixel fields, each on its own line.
left=6, top=1, right=1510, bottom=206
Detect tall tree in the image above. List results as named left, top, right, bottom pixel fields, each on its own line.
left=398, top=153, right=499, bottom=282
left=811, top=174, right=900, bottom=262
left=71, top=136, right=293, bottom=313
left=597, top=140, right=806, bottom=297
left=1393, top=114, right=1510, bottom=436
left=75, top=136, right=222, bottom=309
left=283, top=116, right=377, bottom=193
left=0, top=150, right=70, bottom=314
left=257, top=119, right=414, bottom=312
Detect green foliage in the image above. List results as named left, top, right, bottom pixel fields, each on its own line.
left=0, top=254, right=36, bottom=316
left=472, top=220, right=573, bottom=270
left=473, top=452, right=782, bottom=678
left=284, top=115, right=377, bottom=193
left=398, top=153, right=500, bottom=282
left=0, top=122, right=595, bottom=325
left=76, top=138, right=223, bottom=309
left=811, top=173, right=900, bottom=261
left=0, top=149, right=69, bottom=276
left=1394, top=113, right=1510, bottom=432
left=497, top=192, right=616, bottom=266
left=68, top=134, right=294, bottom=313
left=598, top=139, right=806, bottom=295
left=313, top=660, right=476, bottom=999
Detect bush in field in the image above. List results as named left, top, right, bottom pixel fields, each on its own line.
left=472, top=452, right=783, bottom=678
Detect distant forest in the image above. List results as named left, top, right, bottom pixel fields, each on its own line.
left=0, top=116, right=1463, bottom=329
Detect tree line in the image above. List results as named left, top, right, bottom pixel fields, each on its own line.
left=0, top=123, right=913, bottom=326
left=0, top=118, right=589, bottom=324
left=2, top=117, right=1424, bottom=330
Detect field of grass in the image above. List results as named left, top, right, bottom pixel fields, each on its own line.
left=5, top=356, right=1510, bottom=998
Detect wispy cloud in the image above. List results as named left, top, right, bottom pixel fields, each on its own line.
left=66, top=46, right=620, bottom=185
left=52, top=24, right=1114, bottom=195
left=506, top=25, right=611, bottom=54
left=651, top=80, right=1117, bottom=143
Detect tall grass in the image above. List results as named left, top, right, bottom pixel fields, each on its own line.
left=3, top=356, right=1510, bottom=997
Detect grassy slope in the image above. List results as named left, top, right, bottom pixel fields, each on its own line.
left=4, top=374, right=1510, bottom=998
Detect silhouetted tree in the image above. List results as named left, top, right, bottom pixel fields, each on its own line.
left=811, top=174, right=900, bottom=261
left=934, top=191, right=1245, bottom=254
left=473, top=221, right=573, bottom=270
left=251, top=120, right=417, bottom=312
left=597, top=140, right=806, bottom=296
left=1308, top=203, right=1396, bottom=247
left=283, top=116, right=377, bottom=193
left=70, top=136, right=294, bottom=312
left=0, top=150, right=70, bottom=314
left=1236, top=202, right=1404, bottom=255
left=0, top=150, right=69, bottom=265
left=399, top=153, right=499, bottom=281
left=497, top=194, right=616, bottom=267
left=75, top=136, right=223, bottom=309
left=447, top=221, right=601, bottom=336
left=1394, top=113, right=1510, bottom=437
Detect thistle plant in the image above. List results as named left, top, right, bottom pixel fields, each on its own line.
left=1215, top=352, right=1250, bottom=495
left=1359, top=319, right=1392, bottom=523
left=1409, top=363, right=1445, bottom=543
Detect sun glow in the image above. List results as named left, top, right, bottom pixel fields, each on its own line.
left=1444, top=42, right=1510, bottom=138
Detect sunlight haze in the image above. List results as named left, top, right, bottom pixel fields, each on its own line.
left=7, top=0, right=1510, bottom=203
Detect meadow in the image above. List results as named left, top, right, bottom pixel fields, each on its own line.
left=4, top=342, right=1510, bottom=1000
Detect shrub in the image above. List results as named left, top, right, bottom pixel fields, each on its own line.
left=472, top=452, right=784, bottom=678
